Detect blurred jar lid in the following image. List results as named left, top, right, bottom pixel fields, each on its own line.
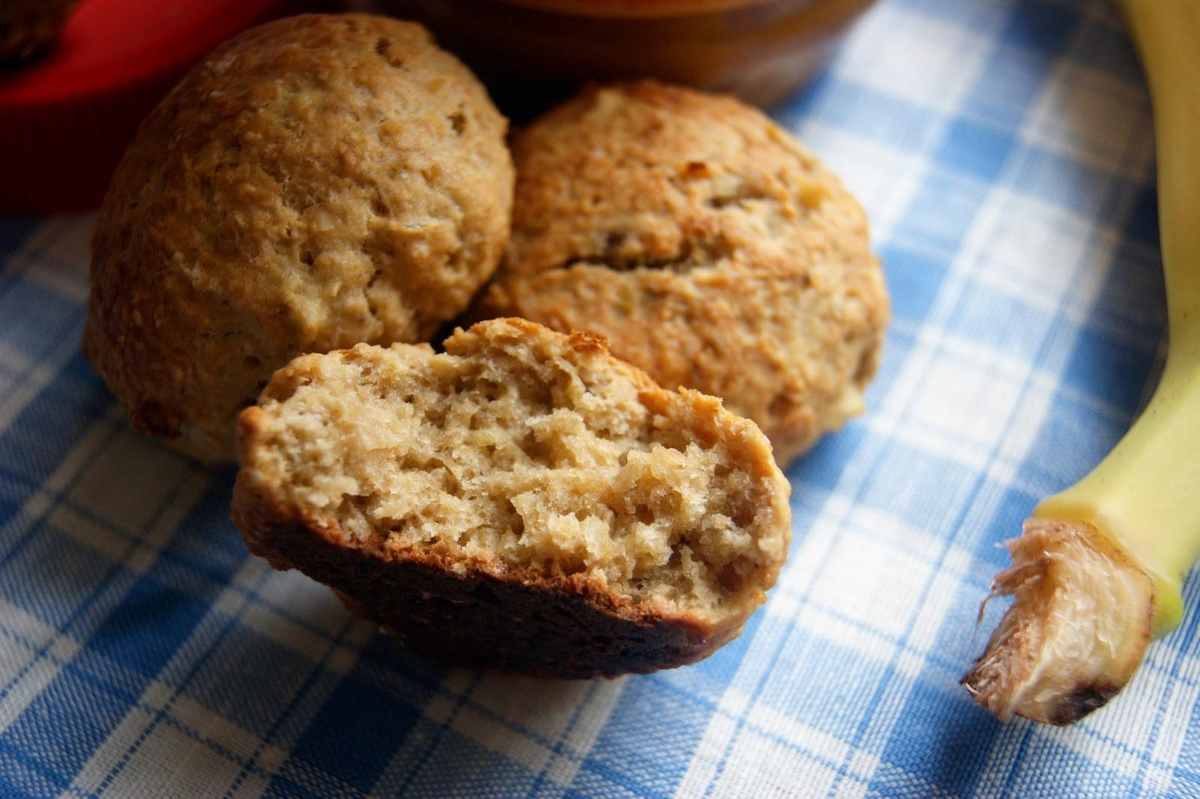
left=499, top=0, right=774, bottom=17
left=382, top=0, right=875, bottom=114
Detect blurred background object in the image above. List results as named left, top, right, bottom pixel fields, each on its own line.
left=0, top=0, right=330, bottom=214
left=0, top=0, right=81, bottom=63
left=382, top=0, right=876, bottom=120
left=0, top=0, right=873, bottom=213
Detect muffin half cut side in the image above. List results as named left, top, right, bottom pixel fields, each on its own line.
left=232, top=318, right=791, bottom=677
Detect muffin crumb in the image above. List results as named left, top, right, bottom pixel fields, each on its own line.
left=233, top=318, right=792, bottom=677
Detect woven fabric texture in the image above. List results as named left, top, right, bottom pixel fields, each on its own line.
left=0, top=0, right=1190, bottom=796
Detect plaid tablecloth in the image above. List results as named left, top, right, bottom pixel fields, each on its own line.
left=1, top=0, right=1193, bottom=796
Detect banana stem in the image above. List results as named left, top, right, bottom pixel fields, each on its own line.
left=1037, top=355, right=1200, bottom=635
left=1041, top=0, right=1200, bottom=637
left=1129, top=1, right=1200, bottom=343
left=964, top=0, right=1200, bottom=724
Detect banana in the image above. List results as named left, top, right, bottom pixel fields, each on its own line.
left=962, top=0, right=1200, bottom=725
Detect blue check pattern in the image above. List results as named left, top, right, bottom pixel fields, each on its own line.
left=0, top=0, right=1193, bottom=795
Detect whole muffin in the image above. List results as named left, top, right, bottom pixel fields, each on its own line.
left=0, top=0, right=79, bottom=63
left=85, top=14, right=514, bottom=462
left=475, top=81, right=888, bottom=466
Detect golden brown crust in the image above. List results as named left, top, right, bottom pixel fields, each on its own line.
left=235, top=493, right=742, bottom=677
left=85, top=14, right=514, bottom=462
left=232, top=318, right=790, bottom=676
left=473, top=81, right=888, bottom=466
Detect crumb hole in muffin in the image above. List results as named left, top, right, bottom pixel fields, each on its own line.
left=717, top=563, right=746, bottom=592
left=374, top=37, right=404, bottom=68
left=704, top=183, right=766, bottom=210
left=767, top=393, right=792, bottom=420
left=449, top=111, right=467, bottom=135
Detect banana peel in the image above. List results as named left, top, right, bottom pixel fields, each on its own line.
left=963, top=0, right=1200, bottom=725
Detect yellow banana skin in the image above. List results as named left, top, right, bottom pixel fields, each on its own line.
left=963, top=0, right=1200, bottom=724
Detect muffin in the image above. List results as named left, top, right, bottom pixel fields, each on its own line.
left=232, top=318, right=792, bottom=677
left=85, top=14, right=514, bottom=462
left=0, top=0, right=79, bottom=63
left=474, top=81, right=888, bottom=466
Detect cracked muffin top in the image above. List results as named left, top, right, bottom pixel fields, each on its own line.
left=85, top=13, right=514, bottom=462
left=475, top=81, right=888, bottom=466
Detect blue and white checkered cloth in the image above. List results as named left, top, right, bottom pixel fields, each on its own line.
left=1, top=0, right=1194, bottom=795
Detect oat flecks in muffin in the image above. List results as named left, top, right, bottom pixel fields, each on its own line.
left=232, top=318, right=791, bottom=677
left=85, top=14, right=514, bottom=462
left=475, top=80, right=889, bottom=467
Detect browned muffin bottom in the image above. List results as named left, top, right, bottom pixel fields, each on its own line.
left=475, top=80, right=889, bottom=466
left=85, top=14, right=514, bottom=462
left=0, top=0, right=79, bottom=63
left=232, top=318, right=792, bottom=677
